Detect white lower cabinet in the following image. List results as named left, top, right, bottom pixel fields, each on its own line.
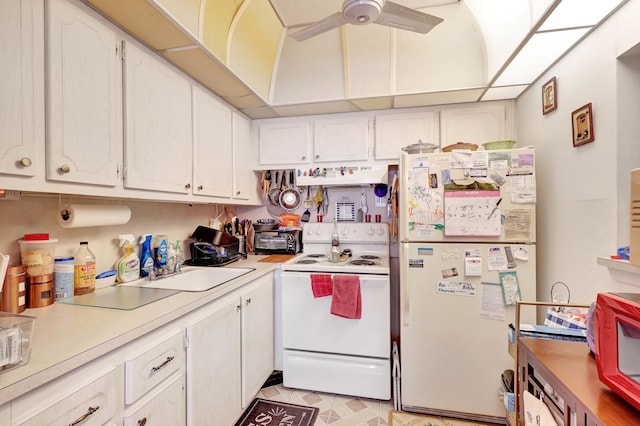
left=185, top=273, right=274, bottom=425
left=123, top=373, right=185, bottom=426
left=13, top=367, right=120, bottom=426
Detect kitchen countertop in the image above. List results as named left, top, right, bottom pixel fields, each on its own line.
left=0, top=255, right=279, bottom=406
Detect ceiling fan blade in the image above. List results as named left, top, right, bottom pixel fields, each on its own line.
left=375, top=1, right=443, bottom=34
left=290, top=12, right=349, bottom=42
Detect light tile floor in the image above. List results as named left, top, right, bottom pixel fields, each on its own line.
left=257, top=383, right=393, bottom=426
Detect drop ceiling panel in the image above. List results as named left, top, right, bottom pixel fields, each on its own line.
left=272, top=30, right=346, bottom=104
left=153, top=0, right=202, bottom=38
left=394, top=88, right=484, bottom=107
left=161, top=48, right=257, bottom=98
left=346, top=26, right=393, bottom=99
left=395, top=6, right=486, bottom=93
left=84, top=0, right=195, bottom=50
left=350, top=97, right=394, bottom=110
left=272, top=100, right=361, bottom=116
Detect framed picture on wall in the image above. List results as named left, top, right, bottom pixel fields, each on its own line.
left=542, top=77, right=557, bottom=115
left=571, top=103, right=594, bottom=147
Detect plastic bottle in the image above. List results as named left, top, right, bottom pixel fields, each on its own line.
left=116, top=234, right=141, bottom=283
left=153, top=234, right=168, bottom=275
left=166, top=242, right=176, bottom=274
left=174, top=240, right=183, bottom=272
left=139, top=234, right=154, bottom=277
left=331, top=221, right=340, bottom=263
left=74, top=242, right=96, bottom=295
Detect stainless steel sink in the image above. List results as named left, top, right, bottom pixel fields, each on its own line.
left=120, top=267, right=254, bottom=292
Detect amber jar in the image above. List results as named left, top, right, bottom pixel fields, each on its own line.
left=2, top=265, right=27, bottom=313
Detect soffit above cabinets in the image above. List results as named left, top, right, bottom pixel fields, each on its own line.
left=82, top=0, right=629, bottom=119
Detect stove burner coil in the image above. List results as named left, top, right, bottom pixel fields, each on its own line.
left=306, top=254, right=327, bottom=258
left=349, top=259, right=377, bottom=266
left=295, top=259, right=319, bottom=264
left=359, top=255, right=380, bottom=260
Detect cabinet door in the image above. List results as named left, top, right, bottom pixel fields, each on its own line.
left=123, top=41, right=192, bottom=194
left=233, top=112, right=259, bottom=202
left=241, top=274, right=274, bottom=408
left=17, top=368, right=118, bottom=426
left=185, top=295, right=241, bottom=426
left=192, top=85, right=232, bottom=198
left=46, top=0, right=121, bottom=186
left=375, top=112, right=438, bottom=160
left=258, top=121, right=311, bottom=165
left=313, top=116, right=369, bottom=162
left=0, top=0, right=44, bottom=177
left=123, top=373, right=185, bottom=426
left=440, top=104, right=507, bottom=147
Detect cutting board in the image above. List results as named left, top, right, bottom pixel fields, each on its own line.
left=258, top=254, right=297, bottom=263
left=61, top=286, right=179, bottom=310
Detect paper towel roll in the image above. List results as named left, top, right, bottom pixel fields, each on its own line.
left=58, top=204, right=132, bottom=228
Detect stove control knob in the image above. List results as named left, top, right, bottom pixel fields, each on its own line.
left=377, top=227, right=385, bottom=236
left=367, top=227, right=375, bottom=236
left=316, top=227, right=323, bottom=235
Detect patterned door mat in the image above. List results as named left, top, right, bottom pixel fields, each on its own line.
left=236, top=399, right=319, bottom=426
left=389, top=410, right=499, bottom=426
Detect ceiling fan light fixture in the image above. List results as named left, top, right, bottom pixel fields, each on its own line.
left=343, top=0, right=383, bottom=25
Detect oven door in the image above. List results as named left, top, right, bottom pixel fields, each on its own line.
left=281, top=271, right=390, bottom=358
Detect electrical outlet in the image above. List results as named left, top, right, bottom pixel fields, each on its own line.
left=0, top=190, right=20, bottom=200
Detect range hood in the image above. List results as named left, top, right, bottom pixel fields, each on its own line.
left=295, top=165, right=388, bottom=186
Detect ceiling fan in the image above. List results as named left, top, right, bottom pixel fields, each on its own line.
left=290, top=0, right=444, bottom=42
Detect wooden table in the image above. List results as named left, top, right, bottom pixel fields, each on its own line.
left=518, top=338, right=640, bottom=426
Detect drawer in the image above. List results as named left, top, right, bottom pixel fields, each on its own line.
left=17, top=368, right=118, bottom=426
left=124, top=373, right=185, bottom=426
left=125, top=330, right=184, bottom=404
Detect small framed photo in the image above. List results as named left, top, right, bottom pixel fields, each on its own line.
left=571, top=103, right=594, bottom=147
left=542, top=77, right=557, bottom=115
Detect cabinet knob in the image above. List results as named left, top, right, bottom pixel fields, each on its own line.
left=246, top=298, right=252, bottom=305
left=236, top=304, right=241, bottom=312
left=315, top=155, right=320, bottom=159
left=185, top=183, right=191, bottom=190
left=236, top=191, right=241, bottom=196
left=301, top=156, right=306, bottom=160
left=137, top=418, right=148, bottom=426
left=20, top=157, right=32, bottom=167
left=59, top=164, right=71, bottom=174
left=197, top=185, right=203, bottom=191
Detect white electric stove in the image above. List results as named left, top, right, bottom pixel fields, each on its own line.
left=280, top=222, right=391, bottom=400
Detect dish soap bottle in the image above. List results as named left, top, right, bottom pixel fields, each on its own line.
left=116, top=234, right=140, bottom=283
left=74, top=241, right=96, bottom=295
left=153, top=234, right=168, bottom=275
left=331, top=221, right=340, bottom=263
left=139, top=234, right=154, bottom=277
left=174, top=240, right=183, bottom=273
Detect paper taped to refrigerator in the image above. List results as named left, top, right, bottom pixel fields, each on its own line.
left=444, top=190, right=501, bottom=236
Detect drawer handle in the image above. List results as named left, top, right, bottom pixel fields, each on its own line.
left=151, top=355, right=175, bottom=373
left=69, top=405, right=100, bottom=426
left=137, top=417, right=148, bottom=426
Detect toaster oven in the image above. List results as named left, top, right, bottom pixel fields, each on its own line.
left=253, top=230, right=302, bottom=255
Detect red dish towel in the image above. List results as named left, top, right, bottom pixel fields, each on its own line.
left=330, top=275, right=361, bottom=319
left=311, top=274, right=333, bottom=298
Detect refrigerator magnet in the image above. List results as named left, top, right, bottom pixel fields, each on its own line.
left=499, top=271, right=521, bottom=306
left=464, top=257, right=482, bottom=276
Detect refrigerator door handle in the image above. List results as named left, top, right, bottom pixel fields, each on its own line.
left=401, top=243, right=411, bottom=326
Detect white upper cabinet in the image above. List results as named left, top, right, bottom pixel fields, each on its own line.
left=374, top=112, right=438, bottom=161
left=439, top=103, right=509, bottom=147
left=313, top=116, right=370, bottom=163
left=0, top=0, right=44, bottom=177
left=192, top=85, right=233, bottom=199
left=233, top=112, right=258, bottom=202
left=258, top=121, right=311, bottom=165
left=46, top=0, right=122, bottom=186
left=123, top=41, right=192, bottom=194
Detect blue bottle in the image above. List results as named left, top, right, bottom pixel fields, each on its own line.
left=139, top=234, right=154, bottom=277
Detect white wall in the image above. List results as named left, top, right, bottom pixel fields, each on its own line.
left=0, top=195, right=232, bottom=275
left=516, top=0, right=640, bottom=304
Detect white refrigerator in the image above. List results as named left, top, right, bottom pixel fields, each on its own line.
left=399, top=147, right=537, bottom=422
